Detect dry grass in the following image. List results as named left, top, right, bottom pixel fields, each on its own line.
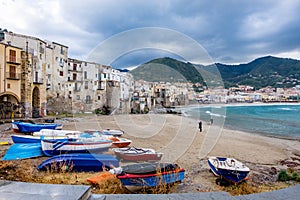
left=0, top=159, right=125, bottom=194
left=219, top=179, right=292, bottom=196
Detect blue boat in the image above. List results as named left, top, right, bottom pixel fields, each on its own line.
left=115, top=163, right=185, bottom=192
left=13, top=121, right=62, bottom=133
left=11, top=135, right=70, bottom=143
left=37, top=153, right=119, bottom=172
left=208, top=156, right=250, bottom=183
left=2, top=143, right=43, bottom=160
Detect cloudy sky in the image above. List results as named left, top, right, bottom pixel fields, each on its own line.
left=1, top=0, right=300, bottom=68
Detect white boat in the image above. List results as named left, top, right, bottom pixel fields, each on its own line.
left=33, top=129, right=81, bottom=138
left=113, top=147, right=163, bottom=162
left=208, top=156, right=250, bottom=183
left=41, top=138, right=112, bottom=156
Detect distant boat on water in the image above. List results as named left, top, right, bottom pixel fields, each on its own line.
left=208, top=156, right=250, bottom=183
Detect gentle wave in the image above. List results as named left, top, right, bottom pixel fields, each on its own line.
left=183, top=104, right=300, bottom=139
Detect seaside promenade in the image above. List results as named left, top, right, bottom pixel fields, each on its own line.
left=0, top=180, right=299, bottom=200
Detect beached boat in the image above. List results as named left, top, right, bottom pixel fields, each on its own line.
left=2, top=143, right=43, bottom=160
left=102, top=129, right=124, bottom=136
left=113, top=162, right=185, bottom=192
left=33, top=129, right=80, bottom=137
left=41, top=138, right=112, bottom=156
left=37, top=153, right=119, bottom=172
left=85, top=129, right=124, bottom=137
left=12, top=121, right=62, bottom=133
left=11, top=135, right=72, bottom=143
left=208, top=156, right=250, bottom=183
left=113, top=147, right=163, bottom=162
left=109, top=137, right=132, bottom=148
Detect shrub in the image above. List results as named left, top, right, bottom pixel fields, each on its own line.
left=277, top=170, right=290, bottom=181
left=277, top=169, right=300, bottom=182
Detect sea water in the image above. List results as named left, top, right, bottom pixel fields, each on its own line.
left=181, top=104, right=300, bottom=139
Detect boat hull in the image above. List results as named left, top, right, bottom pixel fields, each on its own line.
left=11, top=135, right=69, bottom=143
left=2, top=143, right=43, bottom=160
left=41, top=139, right=112, bottom=156
left=113, top=147, right=163, bottom=162
left=37, top=153, right=119, bottom=172
left=13, top=121, right=62, bottom=133
left=117, top=168, right=185, bottom=192
left=208, top=157, right=250, bottom=183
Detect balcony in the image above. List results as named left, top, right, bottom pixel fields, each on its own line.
left=97, top=81, right=105, bottom=90
left=6, top=72, right=20, bottom=80
left=6, top=56, right=21, bottom=64
left=33, top=77, right=43, bottom=84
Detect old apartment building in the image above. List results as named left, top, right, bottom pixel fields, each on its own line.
left=0, top=29, right=134, bottom=118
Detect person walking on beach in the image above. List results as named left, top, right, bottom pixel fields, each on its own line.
left=210, top=118, right=213, bottom=125
left=198, top=121, right=202, bottom=132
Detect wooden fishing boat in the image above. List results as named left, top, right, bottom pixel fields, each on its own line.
left=113, top=163, right=185, bottom=192
left=12, top=121, right=62, bottom=133
left=113, top=147, right=163, bottom=162
left=208, top=156, right=250, bottom=183
left=37, top=153, right=119, bottom=172
left=41, top=138, right=112, bottom=156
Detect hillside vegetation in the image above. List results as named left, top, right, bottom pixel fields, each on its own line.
left=130, top=56, right=300, bottom=89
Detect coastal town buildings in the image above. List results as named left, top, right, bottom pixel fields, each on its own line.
left=0, top=28, right=299, bottom=119
left=0, top=29, right=134, bottom=118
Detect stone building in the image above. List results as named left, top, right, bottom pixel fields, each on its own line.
left=0, top=29, right=47, bottom=119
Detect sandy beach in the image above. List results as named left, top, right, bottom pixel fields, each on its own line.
left=1, top=113, right=300, bottom=193
left=61, top=113, right=300, bottom=192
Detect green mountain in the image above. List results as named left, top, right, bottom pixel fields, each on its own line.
left=130, top=56, right=300, bottom=89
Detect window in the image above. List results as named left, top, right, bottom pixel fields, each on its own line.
left=85, top=81, right=88, bottom=89
left=9, top=65, right=16, bottom=78
left=84, top=71, right=87, bottom=79
left=73, top=73, right=77, bottom=81
left=7, top=83, right=10, bottom=89
left=86, top=95, right=91, bottom=104
left=75, top=82, right=79, bottom=91
left=60, top=46, right=64, bottom=54
left=59, top=71, right=63, bottom=76
left=76, top=95, right=80, bottom=100
left=9, top=50, right=16, bottom=62
left=98, top=96, right=101, bottom=100
left=40, top=54, right=42, bottom=60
